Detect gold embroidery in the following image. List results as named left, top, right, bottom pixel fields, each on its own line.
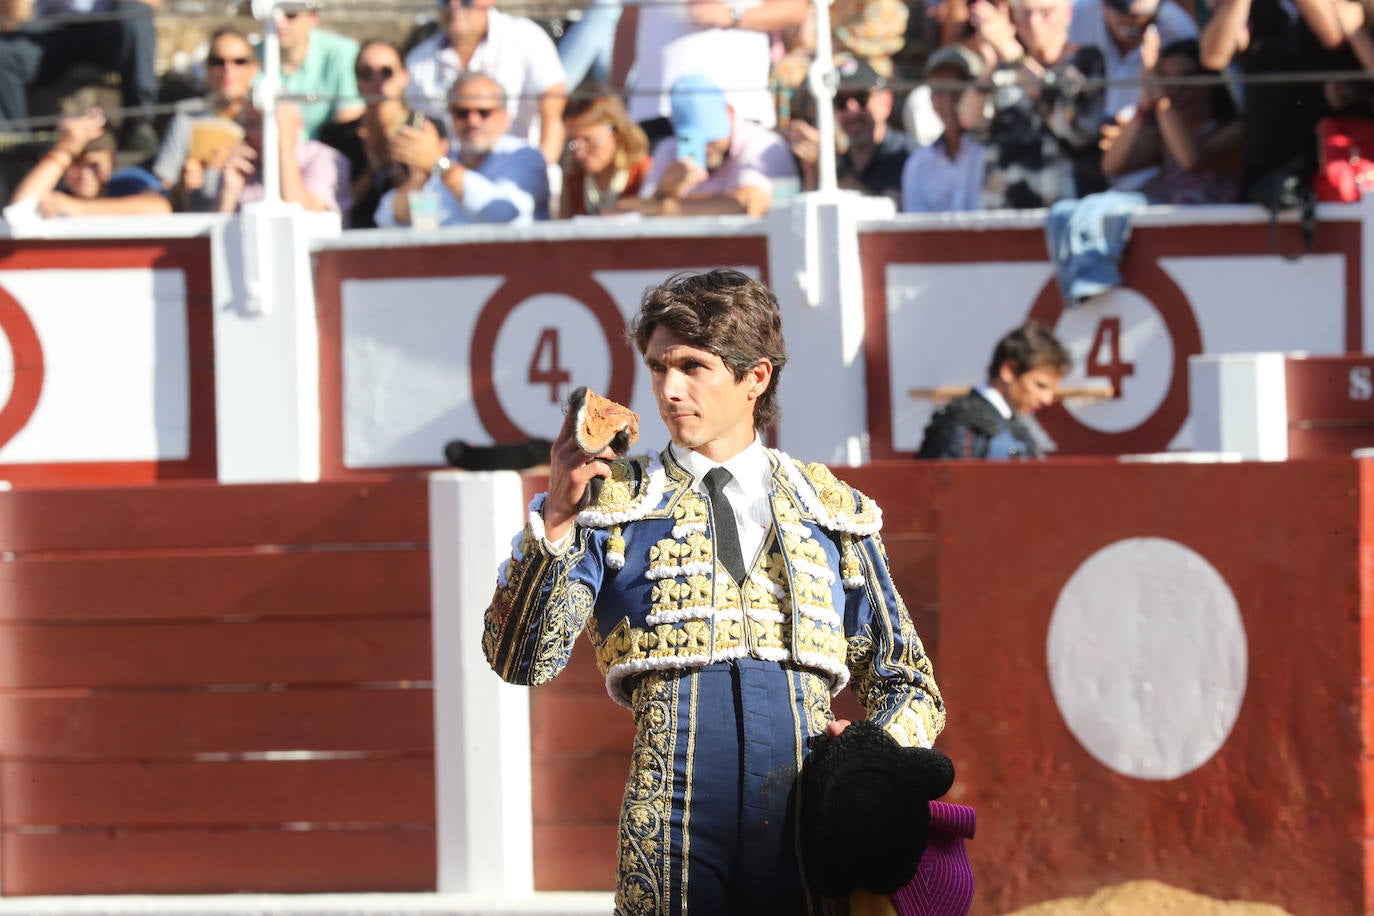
left=673, top=491, right=709, bottom=529
left=800, top=669, right=833, bottom=737
left=589, top=455, right=653, bottom=515
left=793, top=575, right=834, bottom=610
left=840, top=535, right=862, bottom=584
left=616, top=672, right=679, bottom=916
left=598, top=518, right=850, bottom=701
left=796, top=460, right=882, bottom=531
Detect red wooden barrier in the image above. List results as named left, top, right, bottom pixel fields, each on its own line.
left=523, top=458, right=1374, bottom=913
left=1287, top=355, right=1374, bottom=457
left=931, top=459, right=1366, bottom=914
left=0, top=462, right=1367, bottom=910
left=0, top=480, right=434, bottom=895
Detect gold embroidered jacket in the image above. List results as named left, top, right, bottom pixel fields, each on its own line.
left=482, top=446, right=945, bottom=747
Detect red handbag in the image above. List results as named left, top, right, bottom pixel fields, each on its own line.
left=1314, top=117, right=1374, bottom=202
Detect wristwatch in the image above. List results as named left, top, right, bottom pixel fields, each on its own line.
left=729, top=2, right=745, bottom=26
left=433, top=155, right=454, bottom=177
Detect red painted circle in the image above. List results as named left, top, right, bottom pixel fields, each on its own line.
left=471, top=274, right=635, bottom=442
left=0, top=287, right=43, bottom=452
left=1029, top=259, right=1202, bottom=454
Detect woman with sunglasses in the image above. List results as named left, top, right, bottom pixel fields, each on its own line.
left=320, top=40, right=424, bottom=228
left=152, top=26, right=350, bottom=216
left=558, top=87, right=651, bottom=217
left=152, top=27, right=259, bottom=210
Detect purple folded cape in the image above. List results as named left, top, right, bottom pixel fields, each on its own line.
left=891, top=801, right=976, bottom=916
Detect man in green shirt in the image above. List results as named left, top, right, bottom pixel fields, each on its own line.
left=262, top=0, right=365, bottom=140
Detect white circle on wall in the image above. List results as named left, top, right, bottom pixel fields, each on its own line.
left=0, top=318, right=13, bottom=410
left=1047, top=537, right=1247, bottom=781
left=491, top=293, right=613, bottom=437
left=1054, top=291, right=1174, bottom=434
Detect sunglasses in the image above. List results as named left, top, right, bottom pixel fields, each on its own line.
left=567, top=123, right=615, bottom=151
left=208, top=55, right=254, bottom=68
left=356, top=65, right=396, bottom=81
left=438, top=0, right=478, bottom=8
left=834, top=90, right=870, bottom=108
left=450, top=105, right=498, bottom=121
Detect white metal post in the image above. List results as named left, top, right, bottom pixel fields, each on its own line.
left=807, top=0, right=839, bottom=195
left=250, top=0, right=283, bottom=206
left=428, top=471, right=535, bottom=895
left=1188, top=353, right=1290, bottom=461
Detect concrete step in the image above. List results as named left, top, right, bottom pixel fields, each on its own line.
left=0, top=894, right=615, bottom=916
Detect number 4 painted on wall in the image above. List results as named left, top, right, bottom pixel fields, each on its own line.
left=1086, top=317, right=1134, bottom=399
left=529, top=327, right=572, bottom=403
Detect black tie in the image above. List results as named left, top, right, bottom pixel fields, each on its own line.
left=703, top=467, right=747, bottom=585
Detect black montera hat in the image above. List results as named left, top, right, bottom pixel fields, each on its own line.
left=798, top=720, right=956, bottom=899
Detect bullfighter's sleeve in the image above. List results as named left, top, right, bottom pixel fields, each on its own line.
left=482, top=494, right=605, bottom=687
left=842, top=530, right=946, bottom=748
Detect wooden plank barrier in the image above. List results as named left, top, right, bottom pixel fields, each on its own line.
left=1286, top=354, right=1374, bottom=457
left=0, top=480, right=435, bottom=895
left=929, top=459, right=1368, bottom=914
left=0, top=460, right=1368, bottom=910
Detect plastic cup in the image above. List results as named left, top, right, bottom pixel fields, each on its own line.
left=408, top=189, right=441, bottom=230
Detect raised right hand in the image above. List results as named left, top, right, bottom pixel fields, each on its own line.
left=56, top=107, right=106, bottom=155
left=543, top=403, right=617, bottom=543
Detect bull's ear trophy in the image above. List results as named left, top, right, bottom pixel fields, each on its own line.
left=567, top=386, right=639, bottom=508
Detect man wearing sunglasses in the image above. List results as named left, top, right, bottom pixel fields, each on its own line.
left=263, top=0, right=365, bottom=141
left=1068, top=0, right=1196, bottom=119
left=375, top=71, right=548, bottom=227
left=404, top=0, right=568, bottom=165
left=784, top=54, right=915, bottom=202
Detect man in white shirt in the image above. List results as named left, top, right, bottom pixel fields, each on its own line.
left=610, top=0, right=808, bottom=143
left=1069, top=0, right=1197, bottom=119
left=915, top=321, right=1072, bottom=459
left=377, top=72, right=548, bottom=226
left=901, top=44, right=987, bottom=213
left=483, top=268, right=945, bottom=914
left=404, top=0, right=568, bottom=163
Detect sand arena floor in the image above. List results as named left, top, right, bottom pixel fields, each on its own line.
left=1003, top=881, right=1294, bottom=915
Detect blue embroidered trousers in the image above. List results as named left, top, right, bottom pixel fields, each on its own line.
left=615, top=658, right=832, bottom=916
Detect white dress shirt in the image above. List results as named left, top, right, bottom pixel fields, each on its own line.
left=404, top=9, right=567, bottom=143
left=672, top=437, right=773, bottom=571
left=546, top=436, right=774, bottom=563
left=974, top=383, right=1013, bottom=419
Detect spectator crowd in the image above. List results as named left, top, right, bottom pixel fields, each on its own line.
left=3, top=0, right=1373, bottom=227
